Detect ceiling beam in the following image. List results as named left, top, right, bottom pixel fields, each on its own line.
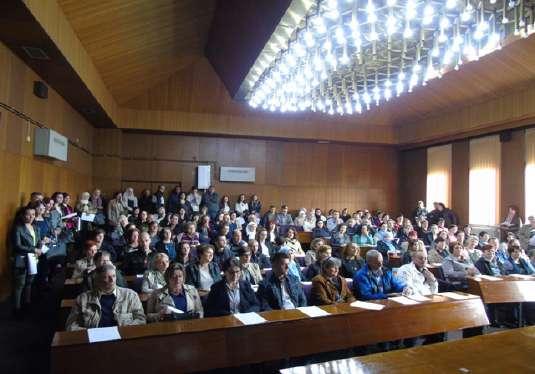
left=0, top=0, right=118, bottom=128
left=205, top=0, right=292, bottom=99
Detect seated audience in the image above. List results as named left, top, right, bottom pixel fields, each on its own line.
left=122, top=231, right=154, bottom=276
left=257, top=228, right=275, bottom=257
left=141, top=253, right=169, bottom=294
left=519, top=215, right=535, bottom=250
left=155, top=227, right=177, bottom=261
left=238, top=244, right=263, bottom=285
left=353, top=224, right=375, bottom=246
left=500, top=205, right=522, bottom=238
left=305, top=238, right=325, bottom=266
left=305, top=245, right=332, bottom=280
left=146, top=263, right=203, bottom=322
left=340, top=243, right=365, bottom=278
left=376, top=231, right=398, bottom=261
left=427, top=237, right=450, bottom=264
left=293, top=209, right=307, bottom=227
left=66, top=264, right=145, bottom=330
left=326, top=210, right=343, bottom=232
left=284, top=227, right=304, bottom=256
left=176, top=241, right=195, bottom=267
left=276, top=205, right=293, bottom=226
left=353, top=250, right=406, bottom=300
left=331, top=224, right=351, bottom=247
left=311, top=257, right=356, bottom=305
left=278, top=246, right=304, bottom=281
left=442, top=243, right=480, bottom=288
left=312, top=220, right=331, bottom=240
left=229, top=229, right=246, bottom=256
left=504, top=240, right=535, bottom=275
left=176, top=222, right=200, bottom=248
left=249, top=239, right=271, bottom=270
left=258, top=252, right=307, bottom=310
left=186, top=244, right=222, bottom=296
left=205, top=258, right=260, bottom=317
left=397, top=246, right=438, bottom=295
left=72, top=240, right=98, bottom=283
left=302, top=211, right=316, bottom=232
left=475, top=245, right=505, bottom=276
left=213, top=235, right=232, bottom=268
left=465, top=235, right=482, bottom=264
left=83, top=250, right=127, bottom=291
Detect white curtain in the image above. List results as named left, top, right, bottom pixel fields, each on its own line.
left=525, top=129, right=535, bottom=221
left=469, top=136, right=500, bottom=225
left=426, top=144, right=452, bottom=208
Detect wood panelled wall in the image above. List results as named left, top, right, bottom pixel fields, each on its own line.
left=121, top=58, right=397, bottom=145
left=0, top=42, right=94, bottom=299
left=399, top=128, right=528, bottom=226
left=102, top=132, right=400, bottom=214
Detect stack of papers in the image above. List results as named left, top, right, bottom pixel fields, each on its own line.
left=440, top=292, right=471, bottom=300
left=87, top=327, right=121, bottom=343
left=389, top=296, right=420, bottom=305
left=297, top=306, right=330, bottom=317
left=234, top=312, right=267, bottom=325
left=350, top=300, right=385, bottom=311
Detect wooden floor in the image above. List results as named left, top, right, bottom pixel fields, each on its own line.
left=282, top=326, right=535, bottom=373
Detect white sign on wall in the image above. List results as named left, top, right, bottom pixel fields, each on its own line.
left=220, top=167, right=255, bottom=183
left=34, top=128, right=68, bottom=161
left=197, top=165, right=211, bottom=189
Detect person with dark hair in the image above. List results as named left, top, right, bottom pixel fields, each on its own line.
left=500, top=205, right=523, bottom=239
left=312, top=220, right=331, bottom=240
left=166, top=185, right=182, bottom=214
left=205, top=258, right=260, bottom=317
left=123, top=231, right=155, bottom=275
left=257, top=252, right=307, bottom=310
left=238, top=244, right=263, bottom=285
left=152, top=185, right=167, bottom=213
left=504, top=240, right=535, bottom=275
left=201, top=185, right=220, bottom=219
left=12, top=207, right=42, bottom=315
left=71, top=240, right=98, bottom=283
left=475, top=245, right=505, bottom=276
left=311, top=257, right=355, bottom=305
left=186, top=244, right=222, bottom=296
left=261, top=205, right=277, bottom=228
left=146, top=262, right=203, bottom=322
left=249, top=239, right=271, bottom=270
left=427, top=237, right=450, bottom=264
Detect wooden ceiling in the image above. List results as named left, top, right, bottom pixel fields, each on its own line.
left=58, top=0, right=217, bottom=104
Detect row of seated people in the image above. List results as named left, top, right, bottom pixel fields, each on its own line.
left=65, top=248, right=439, bottom=334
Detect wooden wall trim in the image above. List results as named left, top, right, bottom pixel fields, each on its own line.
left=19, top=0, right=120, bottom=126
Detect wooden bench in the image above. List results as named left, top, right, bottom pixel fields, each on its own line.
left=51, top=293, right=488, bottom=373
left=282, top=325, right=535, bottom=373
left=467, top=275, right=535, bottom=304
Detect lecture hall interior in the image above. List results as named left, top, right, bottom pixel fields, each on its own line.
left=2, top=0, right=535, bottom=373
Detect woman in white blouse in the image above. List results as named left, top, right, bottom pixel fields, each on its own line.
left=302, top=211, right=316, bottom=232
left=234, top=194, right=249, bottom=216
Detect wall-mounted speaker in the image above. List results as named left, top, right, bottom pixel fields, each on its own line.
left=499, top=130, right=512, bottom=143
left=33, top=81, right=48, bottom=99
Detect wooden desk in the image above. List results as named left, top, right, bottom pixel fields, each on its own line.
left=297, top=231, right=312, bottom=245
left=467, top=275, right=535, bottom=303
left=51, top=293, right=488, bottom=373
left=282, top=326, right=535, bottom=373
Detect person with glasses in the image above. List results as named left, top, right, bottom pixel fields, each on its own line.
left=205, top=258, right=260, bottom=317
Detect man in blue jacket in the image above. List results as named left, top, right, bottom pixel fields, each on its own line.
left=354, top=249, right=406, bottom=300
left=258, top=252, right=307, bottom=310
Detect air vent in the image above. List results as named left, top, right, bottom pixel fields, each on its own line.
left=21, top=46, right=50, bottom=60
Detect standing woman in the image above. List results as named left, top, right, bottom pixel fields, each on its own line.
left=219, top=195, right=231, bottom=214
left=12, top=207, right=42, bottom=315
left=234, top=194, right=249, bottom=217
left=107, top=191, right=126, bottom=227
left=177, top=192, right=192, bottom=219
left=61, top=193, right=76, bottom=232
left=249, top=194, right=262, bottom=215
left=121, top=187, right=138, bottom=214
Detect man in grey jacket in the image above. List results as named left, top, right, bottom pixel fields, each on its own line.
left=66, top=264, right=146, bottom=331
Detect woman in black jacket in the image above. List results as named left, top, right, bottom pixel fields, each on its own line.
left=12, top=207, right=42, bottom=314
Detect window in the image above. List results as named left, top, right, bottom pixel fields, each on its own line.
left=426, top=144, right=452, bottom=208
left=525, top=129, right=535, bottom=221
left=469, top=136, right=500, bottom=225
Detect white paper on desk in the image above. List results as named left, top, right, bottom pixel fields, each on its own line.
left=62, top=212, right=77, bottom=220
left=81, top=213, right=96, bottom=222
left=87, top=326, right=121, bottom=343
left=234, top=312, right=267, bottom=325
left=41, top=244, right=50, bottom=254
left=27, top=254, right=38, bottom=275
left=350, top=300, right=385, bottom=311
left=136, top=274, right=144, bottom=278
left=164, top=305, right=184, bottom=314
left=478, top=275, right=502, bottom=281
left=389, top=296, right=420, bottom=305
left=440, top=292, right=471, bottom=300
left=297, top=306, right=331, bottom=318
left=407, top=294, right=431, bottom=302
